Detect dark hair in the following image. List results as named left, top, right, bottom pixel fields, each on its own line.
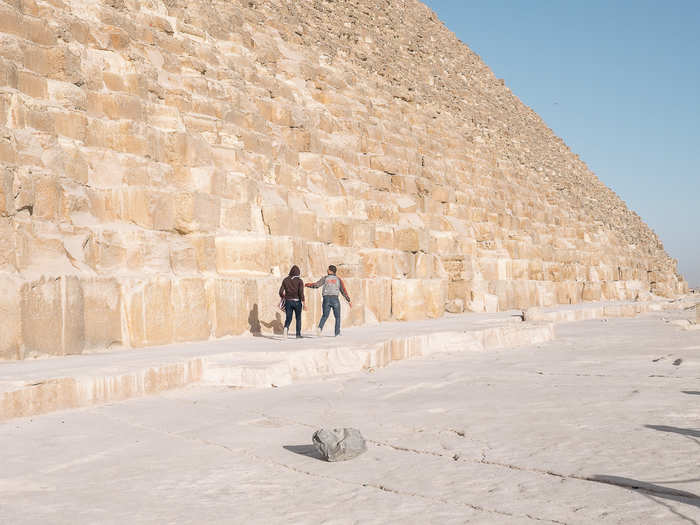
left=289, top=265, right=300, bottom=277
left=328, top=265, right=337, bottom=274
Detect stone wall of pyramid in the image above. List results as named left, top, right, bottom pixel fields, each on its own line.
left=0, top=0, right=686, bottom=359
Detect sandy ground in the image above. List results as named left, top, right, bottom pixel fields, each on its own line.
left=1, top=308, right=699, bottom=524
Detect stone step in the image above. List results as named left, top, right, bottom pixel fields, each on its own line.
left=0, top=298, right=687, bottom=422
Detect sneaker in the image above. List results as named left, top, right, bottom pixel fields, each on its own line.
left=296, top=334, right=303, bottom=339
left=283, top=327, right=288, bottom=339
left=314, top=326, right=321, bottom=337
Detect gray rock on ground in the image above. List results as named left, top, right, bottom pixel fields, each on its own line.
left=312, top=428, right=367, bottom=462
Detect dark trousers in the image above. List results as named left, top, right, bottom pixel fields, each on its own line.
left=319, top=295, right=341, bottom=336
left=284, top=300, right=302, bottom=336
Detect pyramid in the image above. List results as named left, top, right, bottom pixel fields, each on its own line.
left=0, top=0, right=686, bottom=359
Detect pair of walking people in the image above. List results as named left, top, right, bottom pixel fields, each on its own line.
left=278, top=265, right=352, bottom=338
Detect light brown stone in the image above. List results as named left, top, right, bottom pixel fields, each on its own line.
left=125, top=278, right=173, bottom=347
left=0, top=275, right=21, bottom=359
left=0, top=0, right=687, bottom=360
left=83, top=278, right=123, bottom=349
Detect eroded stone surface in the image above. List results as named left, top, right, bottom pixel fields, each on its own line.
left=0, top=0, right=687, bottom=359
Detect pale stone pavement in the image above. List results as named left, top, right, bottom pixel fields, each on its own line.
left=1, top=307, right=700, bottom=524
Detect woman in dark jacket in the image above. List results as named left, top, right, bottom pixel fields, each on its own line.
left=279, top=265, right=306, bottom=338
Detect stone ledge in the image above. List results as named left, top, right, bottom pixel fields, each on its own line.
left=0, top=298, right=688, bottom=421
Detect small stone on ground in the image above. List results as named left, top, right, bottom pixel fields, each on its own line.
left=312, top=428, right=367, bottom=462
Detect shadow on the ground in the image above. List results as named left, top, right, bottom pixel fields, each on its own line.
left=589, top=475, right=700, bottom=511
left=283, top=444, right=324, bottom=461
left=646, top=424, right=700, bottom=439
left=682, top=391, right=700, bottom=396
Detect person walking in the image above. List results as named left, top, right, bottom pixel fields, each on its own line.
left=305, top=265, right=352, bottom=336
left=279, top=265, right=306, bottom=339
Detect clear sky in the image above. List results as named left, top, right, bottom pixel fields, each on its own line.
left=423, top=0, right=700, bottom=288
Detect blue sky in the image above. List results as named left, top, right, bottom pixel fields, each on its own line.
left=423, top=0, right=699, bottom=288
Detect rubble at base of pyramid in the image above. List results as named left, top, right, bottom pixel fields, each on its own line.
left=0, top=0, right=686, bottom=360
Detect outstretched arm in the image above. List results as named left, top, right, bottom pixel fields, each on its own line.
left=305, top=276, right=326, bottom=288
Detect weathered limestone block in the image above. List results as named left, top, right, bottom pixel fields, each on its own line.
left=374, top=226, right=395, bottom=250
left=125, top=278, right=174, bottom=347
left=172, top=278, right=211, bottom=342
left=360, top=249, right=394, bottom=278
left=536, top=281, right=557, bottom=307
left=17, top=70, right=47, bottom=99
left=0, top=168, right=14, bottom=216
left=424, top=279, right=448, bottom=318
left=0, top=275, right=21, bottom=359
left=261, top=205, right=291, bottom=236
left=126, top=231, right=171, bottom=274
left=14, top=222, right=73, bottom=274
left=220, top=201, right=260, bottom=232
left=169, top=238, right=198, bottom=275
left=392, top=251, right=412, bottom=278
left=331, top=219, right=353, bottom=247
left=209, top=278, right=255, bottom=337
left=352, top=220, right=376, bottom=248
left=83, top=278, right=122, bottom=349
left=392, top=278, right=445, bottom=321
left=175, top=192, right=220, bottom=234
left=21, top=276, right=84, bottom=357
left=215, top=235, right=269, bottom=275
left=582, top=281, right=603, bottom=302
left=363, top=278, right=392, bottom=322
left=395, top=225, right=428, bottom=252
left=410, top=253, right=447, bottom=279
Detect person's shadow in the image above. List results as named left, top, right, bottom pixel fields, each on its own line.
left=249, top=304, right=284, bottom=336
left=261, top=312, right=285, bottom=335
left=248, top=304, right=262, bottom=336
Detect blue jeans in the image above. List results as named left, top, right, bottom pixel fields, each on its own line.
left=319, top=295, right=341, bottom=336
left=284, top=300, right=302, bottom=336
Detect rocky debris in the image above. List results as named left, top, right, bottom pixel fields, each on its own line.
left=312, top=428, right=367, bottom=462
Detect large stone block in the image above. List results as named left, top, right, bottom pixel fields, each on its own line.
left=364, top=277, right=392, bottom=322
left=305, top=242, right=329, bottom=277
left=392, top=278, right=445, bottom=321
left=220, top=201, right=262, bottom=232
left=125, top=278, right=174, bottom=347
left=21, top=276, right=84, bottom=357
left=395, top=226, right=427, bottom=252
left=83, top=278, right=122, bottom=349
left=0, top=275, right=21, bottom=359
left=261, top=205, right=291, bottom=236
left=360, top=249, right=394, bottom=278
left=0, top=168, right=14, bottom=217
left=215, top=235, right=269, bottom=275
left=175, top=192, right=220, bottom=234
left=210, top=278, right=258, bottom=337
left=582, top=281, right=603, bottom=302
left=17, top=70, right=47, bottom=99
left=172, top=278, right=211, bottom=342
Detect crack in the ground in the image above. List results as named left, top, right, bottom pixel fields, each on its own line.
left=99, top=411, right=566, bottom=523
left=261, top=412, right=700, bottom=510
left=235, top=447, right=567, bottom=524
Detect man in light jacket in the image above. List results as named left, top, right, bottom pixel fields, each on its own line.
left=305, top=265, right=352, bottom=336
